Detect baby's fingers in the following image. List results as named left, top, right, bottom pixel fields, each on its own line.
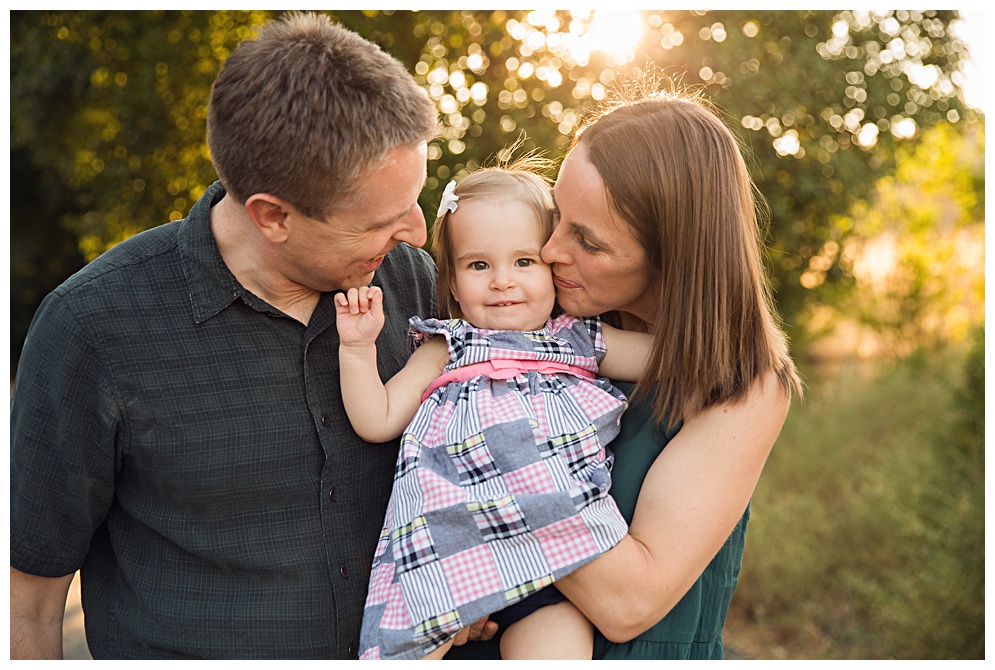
left=357, top=285, right=379, bottom=312
left=367, top=286, right=383, bottom=314
left=335, top=286, right=382, bottom=319
left=339, top=287, right=359, bottom=314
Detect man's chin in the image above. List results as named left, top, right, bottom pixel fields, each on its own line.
left=329, top=272, right=376, bottom=292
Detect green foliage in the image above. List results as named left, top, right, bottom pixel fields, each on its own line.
left=733, top=343, right=984, bottom=659
left=9, top=10, right=977, bottom=371
left=11, top=11, right=269, bottom=255
left=826, top=121, right=985, bottom=352
left=392, top=9, right=974, bottom=329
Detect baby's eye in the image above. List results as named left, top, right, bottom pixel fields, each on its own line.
left=470, top=261, right=489, bottom=271
left=515, top=258, right=535, bottom=268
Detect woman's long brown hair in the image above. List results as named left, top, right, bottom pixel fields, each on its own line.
left=574, top=88, right=803, bottom=429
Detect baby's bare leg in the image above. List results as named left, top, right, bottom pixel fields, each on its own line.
left=499, top=601, right=593, bottom=660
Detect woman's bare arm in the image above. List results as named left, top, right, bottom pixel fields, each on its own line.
left=554, top=370, right=791, bottom=642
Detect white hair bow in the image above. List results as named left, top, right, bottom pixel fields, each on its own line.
left=437, top=180, right=459, bottom=217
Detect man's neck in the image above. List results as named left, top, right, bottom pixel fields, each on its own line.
left=210, top=194, right=319, bottom=324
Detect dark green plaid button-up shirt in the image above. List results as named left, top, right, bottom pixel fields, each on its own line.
left=10, top=182, right=437, bottom=659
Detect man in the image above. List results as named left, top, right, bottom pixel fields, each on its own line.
left=11, top=12, right=439, bottom=658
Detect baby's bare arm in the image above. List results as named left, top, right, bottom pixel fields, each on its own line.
left=335, top=287, right=447, bottom=442
left=598, top=323, right=652, bottom=382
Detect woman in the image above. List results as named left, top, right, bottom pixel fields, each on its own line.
left=449, top=86, right=802, bottom=659
left=543, top=88, right=802, bottom=659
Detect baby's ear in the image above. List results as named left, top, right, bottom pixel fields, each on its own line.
left=448, top=277, right=460, bottom=305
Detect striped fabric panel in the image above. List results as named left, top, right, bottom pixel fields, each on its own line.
left=398, top=560, right=456, bottom=626
left=390, top=469, right=426, bottom=525
left=580, top=499, right=631, bottom=554
left=488, top=531, right=552, bottom=589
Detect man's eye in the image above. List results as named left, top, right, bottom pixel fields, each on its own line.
left=515, top=258, right=534, bottom=268
left=470, top=261, right=488, bottom=270
left=551, top=208, right=561, bottom=226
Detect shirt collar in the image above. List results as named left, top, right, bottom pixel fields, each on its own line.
left=177, top=181, right=250, bottom=324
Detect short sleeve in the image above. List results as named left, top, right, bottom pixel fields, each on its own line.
left=10, top=290, right=120, bottom=577
left=548, top=313, right=606, bottom=364
left=406, top=316, right=448, bottom=353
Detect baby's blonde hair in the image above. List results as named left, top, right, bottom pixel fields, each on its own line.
left=431, top=154, right=554, bottom=320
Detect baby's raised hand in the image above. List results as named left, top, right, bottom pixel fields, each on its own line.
left=334, top=286, right=385, bottom=347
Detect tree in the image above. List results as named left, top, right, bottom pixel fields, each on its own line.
left=10, top=10, right=977, bottom=373
left=400, top=10, right=975, bottom=333
left=834, top=121, right=984, bottom=353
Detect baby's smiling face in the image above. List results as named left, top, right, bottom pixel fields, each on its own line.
left=448, top=196, right=555, bottom=332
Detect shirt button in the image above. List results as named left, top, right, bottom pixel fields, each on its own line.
left=348, top=642, right=357, bottom=657
left=339, top=564, right=350, bottom=578
left=321, top=414, right=331, bottom=428
left=327, top=487, right=337, bottom=502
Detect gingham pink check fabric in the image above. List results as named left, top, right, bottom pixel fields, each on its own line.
left=359, top=314, right=630, bottom=660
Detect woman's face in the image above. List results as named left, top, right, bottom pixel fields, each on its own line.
left=542, top=143, right=659, bottom=324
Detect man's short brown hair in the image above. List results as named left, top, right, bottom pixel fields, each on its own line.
left=207, top=12, right=438, bottom=219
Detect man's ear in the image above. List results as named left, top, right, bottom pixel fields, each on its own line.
left=244, top=194, right=293, bottom=243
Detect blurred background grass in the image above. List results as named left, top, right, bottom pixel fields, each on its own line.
left=726, top=326, right=984, bottom=659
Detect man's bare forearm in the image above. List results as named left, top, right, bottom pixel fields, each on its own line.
left=10, top=567, right=74, bottom=659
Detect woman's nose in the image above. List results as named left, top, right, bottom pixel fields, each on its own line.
left=541, top=226, right=567, bottom=265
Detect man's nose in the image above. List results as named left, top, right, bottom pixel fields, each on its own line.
left=394, top=205, right=428, bottom=248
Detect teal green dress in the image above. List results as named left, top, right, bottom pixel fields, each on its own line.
left=592, top=382, right=749, bottom=660
left=444, top=382, right=749, bottom=660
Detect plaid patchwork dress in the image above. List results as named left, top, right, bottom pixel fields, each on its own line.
left=359, top=313, right=630, bottom=660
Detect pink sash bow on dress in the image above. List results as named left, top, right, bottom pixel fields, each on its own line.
left=421, top=359, right=596, bottom=402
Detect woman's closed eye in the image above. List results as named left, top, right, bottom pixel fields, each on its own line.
left=576, top=233, right=600, bottom=253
